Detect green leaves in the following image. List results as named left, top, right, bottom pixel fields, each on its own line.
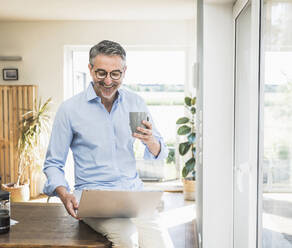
left=192, top=147, right=196, bottom=156
left=185, top=96, right=196, bottom=107
left=179, top=142, right=191, bottom=156
left=178, top=95, right=197, bottom=178
left=178, top=134, right=195, bottom=156
left=190, top=107, right=196, bottom=115
left=177, top=125, right=191, bottom=135
left=17, top=97, right=52, bottom=186
left=176, top=117, right=189, bottom=124
left=185, top=97, right=192, bottom=106
left=182, top=157, right=196, bottom=178
left=187, top=133, right=196, bottom=144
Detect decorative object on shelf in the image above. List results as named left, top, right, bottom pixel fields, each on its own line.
left=2, top=68, right=18, bottom=81
left=2, top=98, right=52, bottom=202
left=176, top=96, right=196, bottom=201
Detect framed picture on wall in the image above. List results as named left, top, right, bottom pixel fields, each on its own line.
left=3, top=68, right=18, bottom=81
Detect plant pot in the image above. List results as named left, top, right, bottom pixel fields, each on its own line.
left=1, top=183, right=30, bottom=202
left=182, top=178, right=196, bottom=201
left=30, top=168, right=46, bottom=198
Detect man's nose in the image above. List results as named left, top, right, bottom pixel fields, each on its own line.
left=103, top=74, right=112, bottom=85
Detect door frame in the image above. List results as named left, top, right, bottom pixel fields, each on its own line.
left=232, top=0, right=262, bottom=247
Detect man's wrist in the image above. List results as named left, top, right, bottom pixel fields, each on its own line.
left=146, top=138, right=161, bottom=157
left=55, top=186, right=69, bottom=198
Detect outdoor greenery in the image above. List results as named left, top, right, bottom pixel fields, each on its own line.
left=176, top=96, right=196, bottom=179
left=130, top=90, right=184, bottom=106
left=16, top=98, right=52, bottom=186
left=124, top=83, right=184, bottom=93
left=264, top=80, right=292, bottom=156
left=263, top=78, right=292, bottom=188
left=166, top=147, right=175, bottom=164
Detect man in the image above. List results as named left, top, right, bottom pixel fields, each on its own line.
left=43, top=40, right=174, bottom=248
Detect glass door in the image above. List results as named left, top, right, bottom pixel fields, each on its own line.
left=234, top=0, right=292, bottom=247
left=261, top=0, right=292, bottom=247
left=233, top=0, right=261, bottom=247
left=233, top=3, right=252, bottom=248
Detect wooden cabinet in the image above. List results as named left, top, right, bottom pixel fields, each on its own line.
left=0, top=85, right=37, bottom=186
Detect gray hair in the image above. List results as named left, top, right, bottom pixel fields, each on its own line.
left=89, top=40, right=126, bottom=66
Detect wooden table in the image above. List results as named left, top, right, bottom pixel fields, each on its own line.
left=0, top=203, right=111, bottom=247
left=0, top=193, right=196, bottom=247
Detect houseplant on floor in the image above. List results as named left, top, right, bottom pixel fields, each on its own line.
left=176, top=96, right=196, bottom=201
left=2, top=98, right=52, bottom=202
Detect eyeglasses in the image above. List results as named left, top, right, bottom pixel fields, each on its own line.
left=94, top=68, right=123, bottom=80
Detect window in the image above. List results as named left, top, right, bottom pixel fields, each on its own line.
left=124, top=50, right=185, bottom=150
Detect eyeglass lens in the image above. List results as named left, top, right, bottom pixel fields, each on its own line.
left=95, top=69, right=122, bottom=80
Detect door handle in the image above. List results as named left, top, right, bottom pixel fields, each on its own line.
left=236, top=162, right=249, bottom=192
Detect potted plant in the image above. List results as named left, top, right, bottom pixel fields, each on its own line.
left=176, top=96, right=196, bottom=200
left=2, top=98, right=52, bottom=202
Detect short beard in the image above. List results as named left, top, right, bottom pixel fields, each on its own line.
left=93, top=80, right=119, bottom=100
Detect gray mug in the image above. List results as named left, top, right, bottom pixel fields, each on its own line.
left=129, top=112, right=149, bottom=134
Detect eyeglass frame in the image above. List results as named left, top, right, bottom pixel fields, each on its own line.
left=90, top=66, right=124, bottom=80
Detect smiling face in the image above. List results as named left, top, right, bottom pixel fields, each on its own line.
left=89, top=54, right=126, bottom=103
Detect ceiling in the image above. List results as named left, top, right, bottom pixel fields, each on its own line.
left=0, top=0, right=235, bottom=21
left=0, top=0, right=194, bottom=21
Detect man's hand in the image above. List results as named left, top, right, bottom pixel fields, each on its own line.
left=132, top=120, right=161, bottom=157
left=56, top=186, right=79, bottom=220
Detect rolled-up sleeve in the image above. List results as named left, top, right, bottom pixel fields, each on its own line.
left=43, top=103, right=73, bottom=196
left=143, top=138, right=169, bottom=160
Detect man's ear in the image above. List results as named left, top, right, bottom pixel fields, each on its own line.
left=122, top=65, right=127, bottom=79
left=88, top=63, right=92, bottom=71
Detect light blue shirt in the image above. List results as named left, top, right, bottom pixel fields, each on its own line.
left=43, top=83, right=168, bottom=196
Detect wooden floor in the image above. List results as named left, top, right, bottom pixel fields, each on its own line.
left=169, top=220, right=197, bottom=248
left=29, top=192, right=197, bottom=248
left=158, top=192, right=197, bottom=248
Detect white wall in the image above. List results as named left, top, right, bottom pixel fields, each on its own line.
left=202, top=3, right=234, bottom=248
left=0, top=20, right=195, bottom=112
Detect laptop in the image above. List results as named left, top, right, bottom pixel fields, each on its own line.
left=77, top=190, right=163, bottom=218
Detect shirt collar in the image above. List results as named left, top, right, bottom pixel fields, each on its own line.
left=86, top=82, right=100, bottom=102
left=86, top=82, right=123, bottom=103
